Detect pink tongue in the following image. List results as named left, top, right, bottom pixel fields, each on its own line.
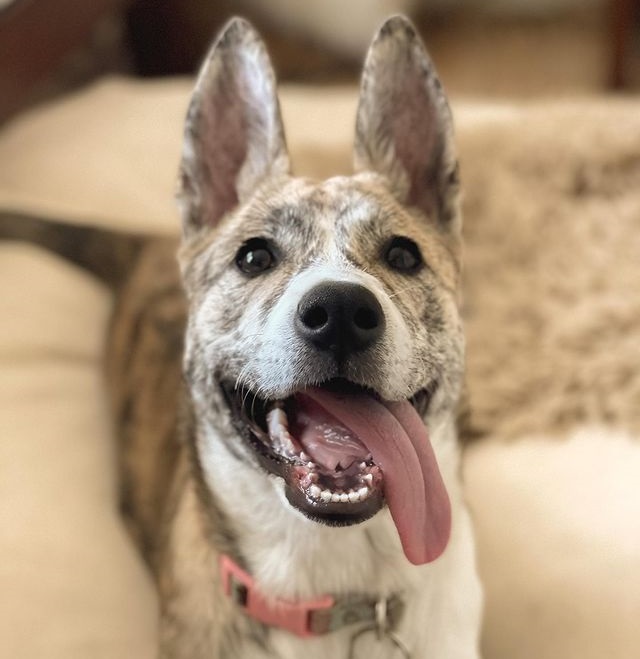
left=301, top=388, right=451, bottom=565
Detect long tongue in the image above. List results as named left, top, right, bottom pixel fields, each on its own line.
left=301, top=388, right=451, bottom=565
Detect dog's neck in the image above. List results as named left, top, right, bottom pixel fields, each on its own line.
left=196, top=412, right=463, bottom=604
left=162, top=407, right=481, bottom=658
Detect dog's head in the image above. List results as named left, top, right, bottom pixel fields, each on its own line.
left=177, top=16, right=462, bottom=565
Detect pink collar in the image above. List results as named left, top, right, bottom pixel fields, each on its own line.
left=220, top=554, right=404, bottom=638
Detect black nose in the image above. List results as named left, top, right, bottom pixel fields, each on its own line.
left=296, top=282, right=385, bottom=358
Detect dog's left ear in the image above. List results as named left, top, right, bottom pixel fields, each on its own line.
left=178, top=18, right=290, bottom=237
left=354, top=16, right=459, bottom=229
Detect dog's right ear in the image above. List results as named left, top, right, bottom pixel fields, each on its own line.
left=178, top=18, right=290, bottom=238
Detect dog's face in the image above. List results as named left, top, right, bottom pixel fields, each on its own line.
left=177, top=16, right=462, bottom=565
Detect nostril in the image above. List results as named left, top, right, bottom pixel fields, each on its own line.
left=353, top=306, right=379, bottom=331
left=302, top=306, right=329, bottom=330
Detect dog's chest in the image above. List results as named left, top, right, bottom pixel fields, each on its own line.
left=203, top=440, right=481, bottom=659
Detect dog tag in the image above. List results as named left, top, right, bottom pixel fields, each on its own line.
left=348, top=625, right=412, bottom=659
left=348, top=598, right=411, bottom=659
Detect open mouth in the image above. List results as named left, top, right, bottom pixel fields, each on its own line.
left=221, top=377, right=451, bottom=565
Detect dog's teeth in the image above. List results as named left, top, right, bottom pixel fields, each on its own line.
left=308, top=472, right=319, bottom=483
left=339, top=493, right=349, bottom=503
left=308, top=485, right=322, bottom=500
left=330, top=493, right=341, bottom=503
left=363, top=473, right=373, bottom=485
left=348, top=490, right=360, bottom=503
left=357, top=487, right=369, bottom=499
left=267, top=407, right=298, bottom=456
left=279, top=430, right=296, bottom=455
left=267, top=407, right=286, bottom=424
left=320, top=490, right=332, bottom=503
left=300, top=452, right=310, bottom=462
left=307, top=462, right=315, bottom=469
left=359, top=462, right=367, bottom=470
left=267, top=408, right=288, bottom=438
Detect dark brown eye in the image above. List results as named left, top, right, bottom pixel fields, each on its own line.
left=384, top=236, right=423, bottom=273
left=235, top=238, right=277, bottom=276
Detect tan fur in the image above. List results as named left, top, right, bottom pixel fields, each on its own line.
left=106, top=238, right=186, bottom=560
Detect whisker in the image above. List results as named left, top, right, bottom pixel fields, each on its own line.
left=387, top=282, right=424, bottom=299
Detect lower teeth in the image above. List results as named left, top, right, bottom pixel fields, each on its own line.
left=309, top=485, right=371, bottom=504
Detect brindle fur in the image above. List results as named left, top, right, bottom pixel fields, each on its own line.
left=1, top=16, right=482, bottom=659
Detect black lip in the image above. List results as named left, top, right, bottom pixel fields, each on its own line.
left=219, top=377, right=436, bottom=526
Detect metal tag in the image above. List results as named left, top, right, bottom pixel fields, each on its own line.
left=348, top=598, right=412, bottom=659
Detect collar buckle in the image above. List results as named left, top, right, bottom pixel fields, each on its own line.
left=309, top=594, right=404, bottom=635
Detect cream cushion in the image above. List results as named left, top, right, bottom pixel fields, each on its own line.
left=0, top=245, right=157, bottom=658
left=1, top=78, right=639, bottom=658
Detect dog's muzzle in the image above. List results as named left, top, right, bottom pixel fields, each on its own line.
left=218, top=282, right=451, bottom=565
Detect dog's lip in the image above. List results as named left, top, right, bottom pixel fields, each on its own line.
left=219, top=377, right=437, bottom=526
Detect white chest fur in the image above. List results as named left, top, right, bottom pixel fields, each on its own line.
left=200, top=420, right=483, bottom=659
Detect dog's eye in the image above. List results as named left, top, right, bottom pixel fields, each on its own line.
left=235, top=238, right=277, bottom=276
left=384, top=236, right=423, bottom=273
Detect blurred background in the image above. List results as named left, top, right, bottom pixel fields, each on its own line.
left=1, top=0, right=639, bottom=125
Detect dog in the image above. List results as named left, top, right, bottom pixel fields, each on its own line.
left=1, top=14, right=482, bottom=658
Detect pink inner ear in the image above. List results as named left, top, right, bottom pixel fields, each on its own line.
left=180, top=19, right=289, bottom=236
left=199, top=71, right=249, bottom=225
left=391, top=73, right=442, bottom=218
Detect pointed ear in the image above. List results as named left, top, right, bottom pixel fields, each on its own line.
left=178, top=18, right=290, bottom=237
left=354, top=16, right=459, bottom=229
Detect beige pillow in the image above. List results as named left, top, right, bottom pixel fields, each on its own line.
left=0, top=244, right=157, bottom=659
left=466, top=428, right=640, bottom=659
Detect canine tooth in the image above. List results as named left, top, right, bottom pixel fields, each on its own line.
left=348, top=491, right=360, bottom=503
left=267, top=407, right=286, bottom=422
left=331, top=493, right=341, bottom=503
left=320, top=490, right=332, bottom=503
left=267, top=408, right=288, bottom=436
left=358, top=487, right=369, bottom=499
left=267, top=408, right=299, bottom=456
left=279, top=430, right=295, bottom=453
left=363, top=473, right=373, bottom=485
left=308, top=473, right=319, bottom=483
left=339, top=493, right=349, bottom=503
left=308, top=485, right=322, bottom=499
left=359, top=462, right=367, bottom=470
left=307, top=462, right=315, bottom=469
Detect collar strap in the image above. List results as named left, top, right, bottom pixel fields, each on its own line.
left=220, top=554, right=404, bottom=638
